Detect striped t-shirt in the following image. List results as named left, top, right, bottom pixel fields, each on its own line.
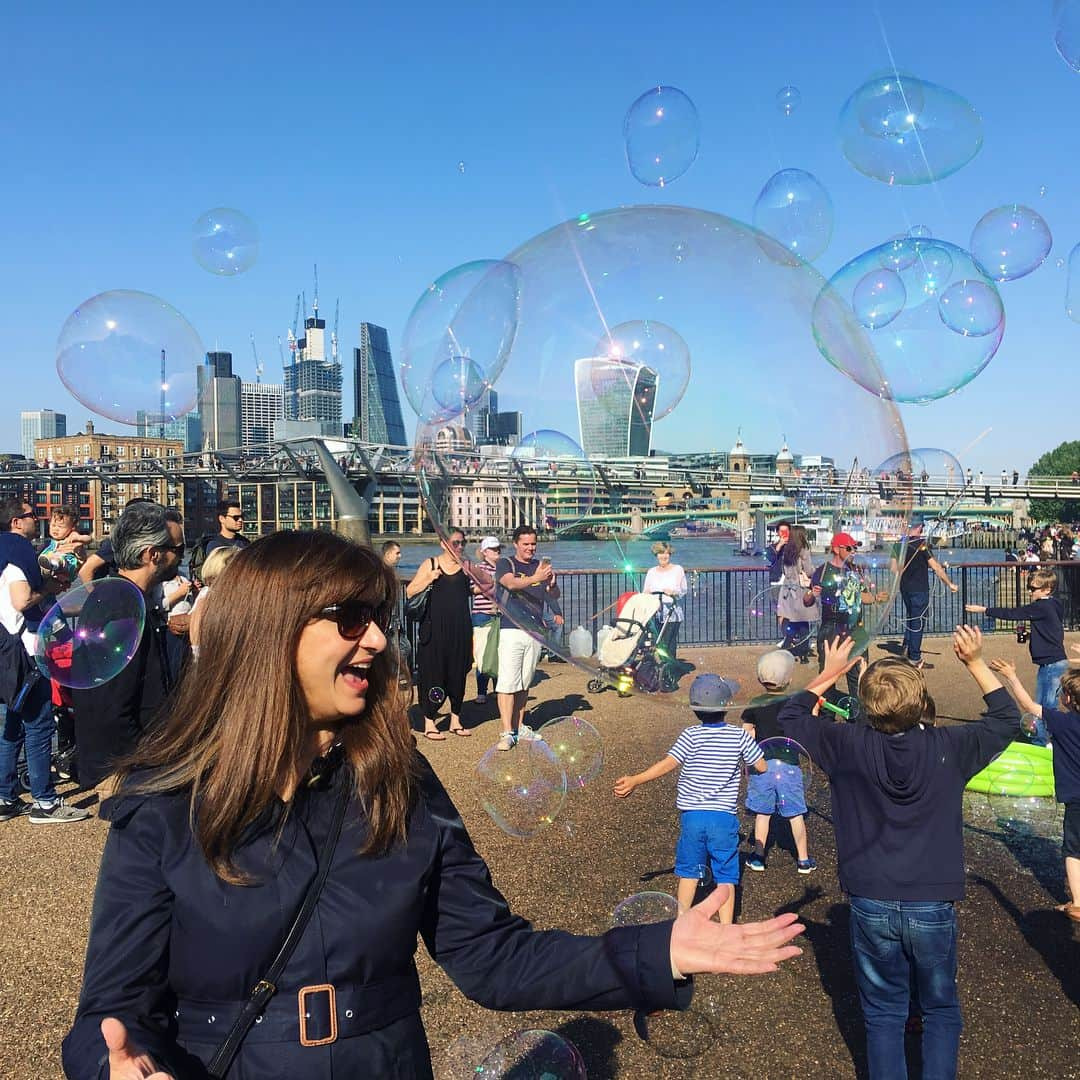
left=668, top=723, right=763, bottom=813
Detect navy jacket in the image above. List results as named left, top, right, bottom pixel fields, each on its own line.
left=985, top=596, right=1065, bottom=666
left=1044, top=706, right=1080, bottom=804
left=63, top=754, right=690, bottom=1079
left=779, top=688, right=1020, bottom=901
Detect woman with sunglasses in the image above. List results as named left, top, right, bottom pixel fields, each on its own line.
left=405, top=529, right=474, bottom=739
left=63, top=530, right=805, bottom=1080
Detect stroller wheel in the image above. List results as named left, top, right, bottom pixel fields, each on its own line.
left=659, top=665, right=680, bottom=694
left=586, top=678, right=604, bottom=694
left=16, top=763, right=30, bottom=794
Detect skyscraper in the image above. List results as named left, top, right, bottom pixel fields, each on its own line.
left=136, top=410, right=202, bottom=453
left=241, top=381, right=285, bottom=449
left=574, top=358, right=657, bottom=458
left=197, top=352, right=242, bottom=455
left=285, top=300, right=342, bottom=437
left=20, top=409, right=66, bottom=461
left=353, top=323, right=406, bottom=445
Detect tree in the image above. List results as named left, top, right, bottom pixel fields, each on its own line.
left=1028, top=440, right=1080, bottom=523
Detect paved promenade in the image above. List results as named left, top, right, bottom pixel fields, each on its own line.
left=1, top=633, right=1077, bottom=1079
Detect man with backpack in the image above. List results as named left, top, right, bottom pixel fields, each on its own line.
left=190, top=500, right=249, bottom=585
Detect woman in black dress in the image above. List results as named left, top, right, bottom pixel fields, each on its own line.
left=406, top=529, right=473, bottom=739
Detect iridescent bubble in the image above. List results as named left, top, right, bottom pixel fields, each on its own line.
left=852, top=268, right=906, bottom=329
left=754, top=737, right=825, bottom=815
left=430, top=355, right=489, bottom=415
left=969, top=205, right=1052, bottom=282
left=537, top=716, right=604, bottom=791
left=752, top=168, right=834, bottom=261
left=428, top=686, right=446, bottom=706
left=1055, top=0, right=1080, bottom=73
left=192, top=207, right=259, bottom=276
left=511, top=430, right=597, bottom=527
left=776, top=85, right=801, bottom=116
left=908, top=224, right=933, bottom=240
left=35, top=579, right=146, bottom=689
left=839, top=73, right=983, bottom=185
left=593, top=319, right=691, bottom=420
left=814, top=237, right=1003, bottom=401
left=477, top=1030, right=586, bottom=1079
left=457, top=160, right=466, bottom=173
left=1039, top=184, right=1048, bottom=198
left=611, top=891, right=679, bottom=927
left=475, top=740, right=567, bottom=838
left=875, top=448, right=966, bottom=493
left=623, top=85, right=700, bottom=187
left=56, top=290, right=202, bottom=427
left=938, top=280, right=1004, bottom=338
left=984, top=755, right=1058, bottom=835
left=400, top=259, right=521, bottom=424
left=1067, top=243, right=1080, bottom=322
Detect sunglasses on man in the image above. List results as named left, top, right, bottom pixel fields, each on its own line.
left=319, top=599, right=394, bottom=639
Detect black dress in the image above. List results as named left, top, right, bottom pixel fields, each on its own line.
left=416, top=565, right=472, bottom=720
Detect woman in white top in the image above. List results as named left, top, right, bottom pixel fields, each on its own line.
left=642, top=541, right=688, bottom=660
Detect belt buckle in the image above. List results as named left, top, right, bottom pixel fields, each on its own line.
left=297, top=983, right=337, bottom=1047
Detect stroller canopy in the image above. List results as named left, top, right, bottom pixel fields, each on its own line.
left=598, top=592, right=662, bottom=669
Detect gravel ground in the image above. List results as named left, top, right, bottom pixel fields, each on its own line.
left=2, top=633, right=1078, bottom=1080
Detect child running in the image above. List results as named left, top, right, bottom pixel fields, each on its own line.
left=742, top=650, right=816, bottom=874
left=614, top=674, right=766, bottom=921
left=990, top=654, right=1080, bottom=923
left=778, top=627, right=1019, bottom=1080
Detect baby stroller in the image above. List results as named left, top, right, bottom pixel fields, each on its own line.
left=586, top=592, right=683, bottom=696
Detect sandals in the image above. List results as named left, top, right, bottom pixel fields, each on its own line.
left=1056, top=903, right=1080, bottom=922
left=449, top=722, right=472, bottom=737
left=422, top=727, right=447, bottom=742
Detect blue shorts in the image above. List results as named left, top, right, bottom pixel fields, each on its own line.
left=745, top=761, right=808, bottom=817
left=674, top=810, right=740, bottom=884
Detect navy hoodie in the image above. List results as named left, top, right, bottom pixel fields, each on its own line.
left=984, top=595, right=1065, bottom=666
left=779, top=688, right=1019, bottom=901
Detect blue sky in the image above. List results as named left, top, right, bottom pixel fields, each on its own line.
left=3, top=0, right=1077, bottom=472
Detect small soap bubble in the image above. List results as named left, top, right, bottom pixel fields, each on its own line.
left=1065, top=243, right=1080, bottom=322
left=593, top=318, right=691, bottom=420
left=1039, top=184, right=1048, bottom=197
left=457, top=160, right=466, bottom=173
left=969, top=204, right=1052, bottom=282
left=476, top=740, right=567, bottom=838
left=776, top=85, right=801, bottom=116
left=623, top=85, right=700, bottom=187
left=428, top=686, right=446, bottom=706
left=476, top=1029, right=586, bottom=1079
left=430, top=355, right=489, bottom=415
left=192, top=207, right=259, bottom=276
left=634, top=1007, right=716, bottom=1060
left=908, top=224, right=933, bottom=240
left=752, top=168, right=834, bottom=261
left=537, top=716, right=604, bottom=791
left=751, top=737, right=824, bottom=815
left=938, top=279, right=1004, bottom=338
left=852, top=268, right=907, bottom=329
left=511, top=430, right=597, bottom=527
left=672, top=240, right=689, bottom=263
left=611, top=891, right=679, bottom=927
left=35, top=579, right=146, bottom=689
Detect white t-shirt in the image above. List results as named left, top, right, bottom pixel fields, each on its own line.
left=643, top=563, right=688, bottom=622
left=0, top=563, right=36, bottom=653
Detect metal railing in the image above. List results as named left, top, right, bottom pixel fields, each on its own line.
left=396, top=561, right=1080, bottom=651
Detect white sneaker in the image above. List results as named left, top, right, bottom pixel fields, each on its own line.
left=496, top=733, right=515, bottom=752
left=515, top=724, right=542, bottom=743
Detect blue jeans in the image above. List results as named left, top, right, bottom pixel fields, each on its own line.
left=0, top=678, right=57, bottom=805
left=1034, top=659, right=1069, bottom=745
left=849, top=896, right=961, bottom=1080
left=901, top=591, right=930, bottom=662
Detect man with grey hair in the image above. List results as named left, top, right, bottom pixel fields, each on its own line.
left=72, top=502, right=188, bottom=792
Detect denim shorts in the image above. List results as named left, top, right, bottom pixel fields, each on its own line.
left=745, top=761, right=808, bottom=817
left=674, top=810, right=740, bottom=884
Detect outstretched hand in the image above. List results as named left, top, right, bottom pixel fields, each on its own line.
left=101, top=1018, right=174, bottom=1080
left=669, top=885, right=804, bottom=978
left=988, top=657, right=1017, bottom=680
left=953, top=624, right=984, bottom=664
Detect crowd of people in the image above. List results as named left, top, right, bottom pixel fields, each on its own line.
left=0, top=500, right=1077, bottom=1079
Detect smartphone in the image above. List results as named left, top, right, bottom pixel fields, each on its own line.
left=539, top=556, right=551, bottom=567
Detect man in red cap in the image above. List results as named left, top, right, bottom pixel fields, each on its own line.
left=810, top=532, right=869, bottom=705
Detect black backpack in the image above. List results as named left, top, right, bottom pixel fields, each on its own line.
left=188, top=533, right=215, bottom=584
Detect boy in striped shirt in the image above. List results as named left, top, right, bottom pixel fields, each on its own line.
left=615, top=674, right=766, bottom=922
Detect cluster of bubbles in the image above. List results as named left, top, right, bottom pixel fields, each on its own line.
left=813, top=235, right=1004, bottom=402
left=752, top=169, right=834, bottom=261
left=475, top=716, right=604, bottom=837
left=623, top=85, right=700, bottom=187
left=191, top=207, right=259, bottom=276
left=35, top=579, right=146, bottom=689
left=838, top=73, right=983, bottom=186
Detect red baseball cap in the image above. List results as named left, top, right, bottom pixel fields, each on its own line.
left=831, top=532, right=858, bottom=549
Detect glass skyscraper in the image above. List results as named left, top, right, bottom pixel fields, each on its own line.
left=20, top=409, right=66, bottom=460
left=574, top=358, right=657, bottom=457
left=353, top=323, right=406, bottom=445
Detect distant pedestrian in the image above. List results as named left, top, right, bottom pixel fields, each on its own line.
left=469, top=537, right=502, bottom=703
left=1000, top=469, right=1008, bottom=487
left=643, top=541, right=688, bottom=661
left=1012, top=469, right=1019, bottom=486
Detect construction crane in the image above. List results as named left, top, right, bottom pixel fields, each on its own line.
left=287, top=293, right=301, bottom=357
left=313, top=264, right=319, bottom=317
left=277, top=335, right=287, bottom=369
left=250, top=333, right=263, bottom=384
left=331, top=299, right=340, bottom=364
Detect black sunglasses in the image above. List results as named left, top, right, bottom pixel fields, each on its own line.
left=161, top=543, right=186, bottom=555
left=319, top=599, right=393, bottom=639
left=14, top=511, right=36, bottom=520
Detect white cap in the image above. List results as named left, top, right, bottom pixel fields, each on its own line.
left=756, top=650, right=796, bottom=689
left=479, top=536, right=502, bottom=551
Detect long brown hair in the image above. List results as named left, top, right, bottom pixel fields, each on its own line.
left=782, top=524, right=809, bottom=565
left=115, top=530, right=417, bottom=883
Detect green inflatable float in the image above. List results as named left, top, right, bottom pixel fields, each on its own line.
left=966, top=740, right=1055, bottom=798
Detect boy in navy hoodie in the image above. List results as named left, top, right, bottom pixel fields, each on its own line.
left=779, top=627, right=1019, bottom=1080
left=965, top=566, right=1065, bottom=745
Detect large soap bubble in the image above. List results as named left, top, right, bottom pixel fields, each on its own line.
left=623, top=86, right=700, bottom=188
left=191, top=207, right=259, bottom=275
left=1055, top=0, right=1080, bottom=72
left=56, top=290, right=202, bottom=427
left=400, top=260, right=521, bottom=425
left=537, top=715, right=604, bottom=790
left=475, top=740, right=567, bottom=838
left=813, top=236, right=1004, bottom=402
left=611, top=891, right=679, bottom=927
left=839, top=73, right=982, bottom=185
left=35, top=579, right=146, bottom=689
left=477, top=1030, right=586, bottom=1079
left=875, top=448, right=965, bottom=490
left=969, top=205, right=1052, bottom=282
left=752, top=169, right=833, bottom=261
left=592, top=319, right=690, bottom=420
left=414, top=206, right=909, bottom=716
